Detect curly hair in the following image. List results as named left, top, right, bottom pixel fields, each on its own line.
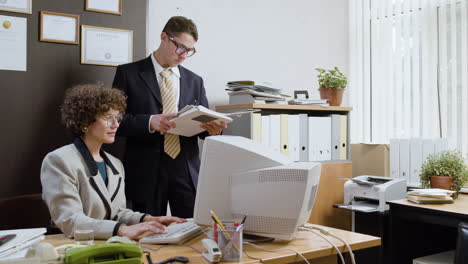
left=61, top=84, right=127, bottom=137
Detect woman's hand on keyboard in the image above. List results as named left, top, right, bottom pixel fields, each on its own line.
left=117, top=221, right=166, bottom=239
left=143, top=216, right=187, bottom=226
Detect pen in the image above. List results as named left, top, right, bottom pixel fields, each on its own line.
left=210, top=210, right=226, bottom=231
left=211, top=215, right=232, bottom=245
left=240, top=214, right=247, bottom=226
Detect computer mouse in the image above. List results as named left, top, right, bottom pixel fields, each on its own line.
left=106, top=236, right=136, bottom=244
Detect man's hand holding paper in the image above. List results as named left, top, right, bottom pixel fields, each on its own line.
left=165, top=105, right=232, bottom=137
left=201, top=121, right=227, bottom=135
left=150, top=113, right=178, bottom=132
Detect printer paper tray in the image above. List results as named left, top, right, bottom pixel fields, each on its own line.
left=334, top=201, right=379, bottom=213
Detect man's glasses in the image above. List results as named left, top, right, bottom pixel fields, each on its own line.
left=167, top=34, right=196, bottom=57
left=101, top=114, right=123, bottom=127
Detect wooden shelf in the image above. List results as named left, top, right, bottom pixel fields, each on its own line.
left=215, top=103, right=352, bottom=112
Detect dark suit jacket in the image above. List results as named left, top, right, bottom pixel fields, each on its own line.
left=112, top=56, right=209, bottom=202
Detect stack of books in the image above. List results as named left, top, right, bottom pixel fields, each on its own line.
left=226, top=81, right=289, bottom=104
left=406, top=189, right=455, bottom=204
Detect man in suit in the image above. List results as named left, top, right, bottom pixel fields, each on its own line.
left=112, top=16, right=226, bottom=218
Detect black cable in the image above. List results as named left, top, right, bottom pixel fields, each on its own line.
left=143, top=250, right=153, bottom=264
left=141, top=243, right=203, bottom=254
left=141, top=243, right=210, bottom=263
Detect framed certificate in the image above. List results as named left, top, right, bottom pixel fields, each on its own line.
left=40, top=11, right=79, bottom=45
left=0, top=0, right=32, bottom=14
left=81, top=25, right=133, bottom=66
left=0, top=15, right=27, bottom=71
left=85, top=0, right=122, bottom=15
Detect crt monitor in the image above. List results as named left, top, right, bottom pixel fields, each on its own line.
left=194, top=135, right=321, bottom=240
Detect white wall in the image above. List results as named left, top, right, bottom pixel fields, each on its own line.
left=147, top=0, right=349, bottom=107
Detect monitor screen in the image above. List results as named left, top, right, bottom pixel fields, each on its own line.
left=194, top=136, right=321, bottom=240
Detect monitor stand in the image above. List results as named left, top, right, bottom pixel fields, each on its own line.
left=243, top=233, right=275, bottom=243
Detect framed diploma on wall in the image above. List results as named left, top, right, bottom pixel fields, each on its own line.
left=85, top=0, right=122, bottom=15
left=0, top=15, right=27, bottom=71
left=0, top=0, right=32, bottom=14
left=81, top=25, right=133, bottom=66
left=40, top=11, right=79, bottom=45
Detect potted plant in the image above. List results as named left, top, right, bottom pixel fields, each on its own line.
left=420, top=150, right=468, bottom=197
left=315, top=67, right=347, bottom=106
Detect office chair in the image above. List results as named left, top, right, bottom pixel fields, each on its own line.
left=454, top=222, right=468, bottom=264
left=0, top=193, right=58, bottom=233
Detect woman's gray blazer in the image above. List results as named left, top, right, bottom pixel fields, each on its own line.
left=41, top=139, right=146, bottom=239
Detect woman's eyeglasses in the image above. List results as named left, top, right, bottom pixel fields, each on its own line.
left=101, top=114, right=123, bottom=127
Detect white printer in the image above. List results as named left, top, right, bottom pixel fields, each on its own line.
left=343, top=175, right=406, bottom=212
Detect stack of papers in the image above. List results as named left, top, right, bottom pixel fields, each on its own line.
left=226, top=80, right=281, bottom=93
left=0, top=228, right=46, bottom=260
left=406, top=189, right=455, bottom=204
left=288, top=99, right=329, bottom=106
left=226, top=80, right=289, bottom=104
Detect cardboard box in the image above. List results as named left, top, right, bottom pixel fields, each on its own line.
left=351, top=144, right=390, bottom=177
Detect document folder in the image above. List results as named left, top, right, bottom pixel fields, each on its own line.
left=298, top=114, right=308, bottom=162
left=308, top=116, right=331, bottom=161
left=167, top=105, right=233, bottom=137
left=409, top=138, right=423, bottom=187
left=252, top=113, right=262, bottom=143
left=338, top=115, right=347, bottom=160
left=331, top=114, right=341, bottom=160
left=261, top=115, right=270, bottom=147
left=390, top=139, right=400, bottom=179
left=280, top=114, right=288, bottom=156
left=399, top=139, right=410, bottom=182
left=288, top=115, right=300, bottom=161
left=269, top=115, right=281, bottom=153
left=0, top=228, right=46, bottom=259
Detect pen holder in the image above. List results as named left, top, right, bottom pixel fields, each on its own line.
left=215, top=224, right=243, bottom=261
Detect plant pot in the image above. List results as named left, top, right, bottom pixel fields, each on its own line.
left=319, top=88, right=344, bottom=106
left=430, top=175, right=454, bottom=190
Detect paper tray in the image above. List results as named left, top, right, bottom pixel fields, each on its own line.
left=334, top=202, right=379, bottom=213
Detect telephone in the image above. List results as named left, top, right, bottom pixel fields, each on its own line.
left=64, top=243, right=142, bottom=264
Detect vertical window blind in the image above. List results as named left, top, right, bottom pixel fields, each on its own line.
left=349, top=0, right=468, bottom=154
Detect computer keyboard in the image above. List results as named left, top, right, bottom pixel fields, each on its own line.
left=139, top=221, right=203, bottom=244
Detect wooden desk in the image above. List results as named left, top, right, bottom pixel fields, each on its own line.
left=388, top=194, right=468, bottom=264
left=45, top=227, right=380, bottom=264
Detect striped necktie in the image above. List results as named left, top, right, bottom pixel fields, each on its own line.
left=160, top=69, right=180, bottom=159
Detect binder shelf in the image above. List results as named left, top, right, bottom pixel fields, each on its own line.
left=215, top=104, right=352, bottom=162
left=216, top=104, right=352, bottom=112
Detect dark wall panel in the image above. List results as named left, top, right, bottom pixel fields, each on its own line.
left=0, top=0, right=146, bottom=198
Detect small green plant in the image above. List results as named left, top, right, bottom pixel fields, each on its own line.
left=420, top=150, right=468, bottom=195
left=315, top=67, right=348, bottom=89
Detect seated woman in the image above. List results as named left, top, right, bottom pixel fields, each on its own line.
left=41, top=84, right=184, bottom=239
